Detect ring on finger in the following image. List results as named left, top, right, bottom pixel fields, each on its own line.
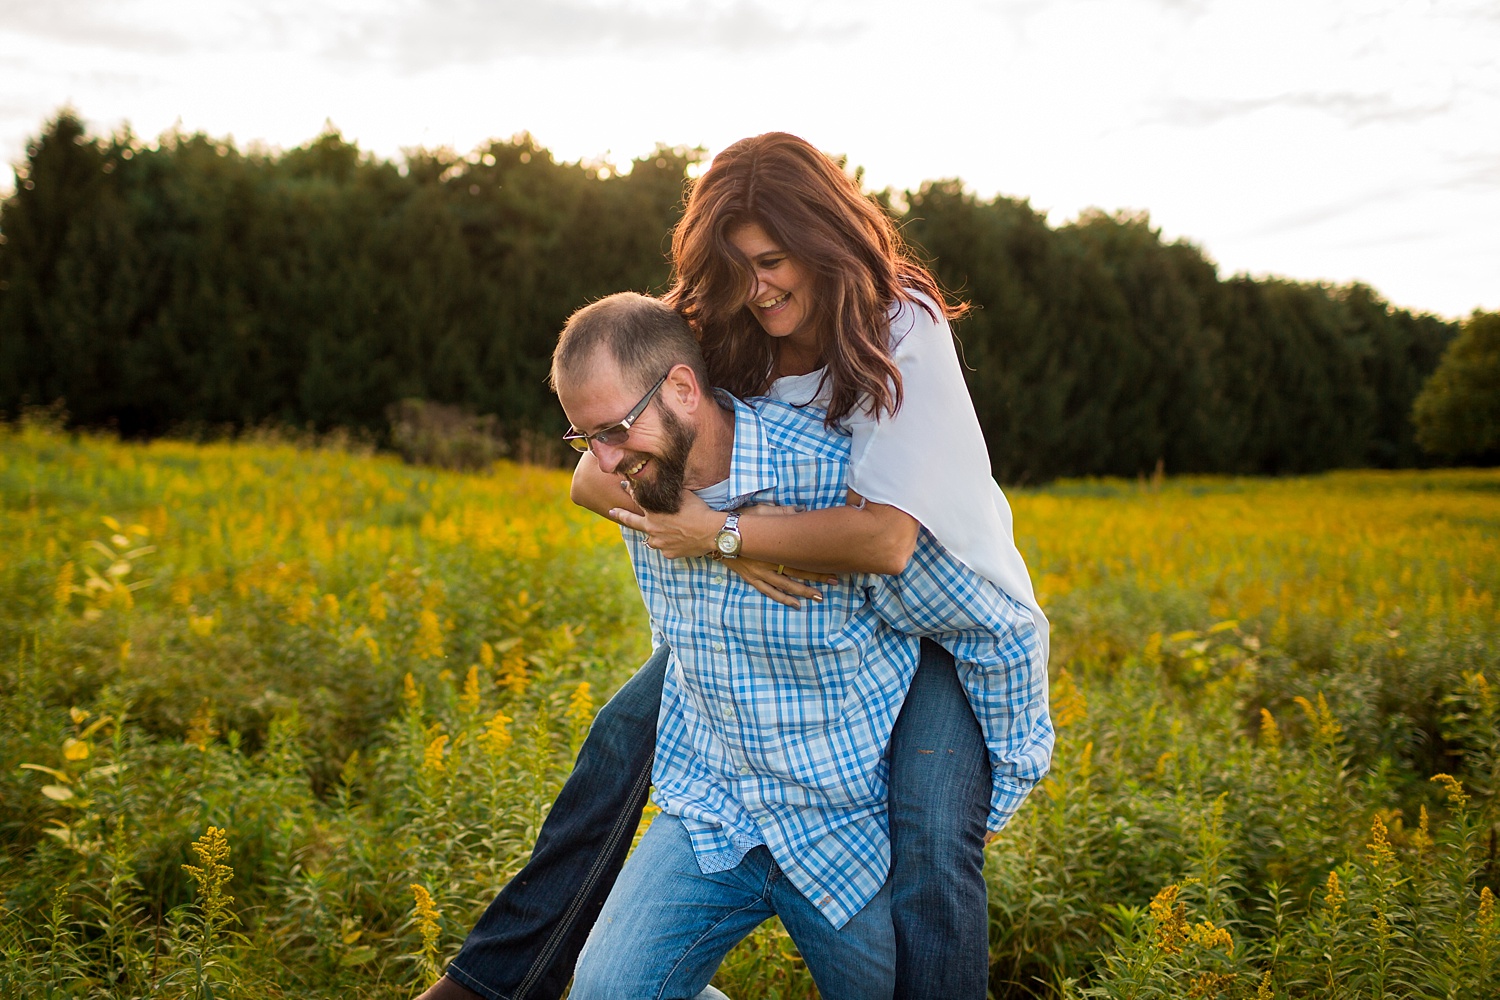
left=776, top=564, right=785, bottom=574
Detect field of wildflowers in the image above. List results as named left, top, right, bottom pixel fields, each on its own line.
left=1, top=413, right=1496, bottom=999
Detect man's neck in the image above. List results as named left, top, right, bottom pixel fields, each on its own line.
left=682, top=396, right=735, bottom=490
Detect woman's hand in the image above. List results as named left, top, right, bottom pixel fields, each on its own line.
left=726, top=558, right=831, bottom=609
left=610, top=490, right=723, bottom=558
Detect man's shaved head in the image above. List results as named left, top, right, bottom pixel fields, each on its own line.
left=551, top=292, right=711, bottom=397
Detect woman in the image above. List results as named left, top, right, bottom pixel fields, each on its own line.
left=423, top=133, right=1049, bottom=1000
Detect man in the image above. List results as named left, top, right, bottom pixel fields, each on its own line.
left=421, top=292, right=1048, bottom=999
left=564, top=293, right=1045, bottom=998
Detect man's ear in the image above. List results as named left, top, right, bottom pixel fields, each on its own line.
left=662, top=363, right=704, bottom=412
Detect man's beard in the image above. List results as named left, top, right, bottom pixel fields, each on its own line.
left=627, top=404, right=697, bottom=514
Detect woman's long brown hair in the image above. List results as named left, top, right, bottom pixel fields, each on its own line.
left=666, top=132, right=967, bottom=426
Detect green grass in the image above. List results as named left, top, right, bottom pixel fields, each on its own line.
left=1, top=419, right=1496, bottom=998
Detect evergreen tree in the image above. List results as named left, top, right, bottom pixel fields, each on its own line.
left=0, top=111, right=1464, bottom=479
left=1412, top=311, right=1500, bottom=461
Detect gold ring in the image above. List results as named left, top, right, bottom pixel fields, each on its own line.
left=776, top=564, right=785, bottom=574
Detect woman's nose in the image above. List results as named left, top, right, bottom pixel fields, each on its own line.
left=749, top=270, right=771, bottom=303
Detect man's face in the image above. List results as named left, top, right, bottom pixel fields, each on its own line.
left=558, top=359, right=698, bottom=514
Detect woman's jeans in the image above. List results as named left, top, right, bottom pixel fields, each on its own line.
left=444, top=638, right=991, bottom=1000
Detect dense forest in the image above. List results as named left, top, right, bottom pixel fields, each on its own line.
left=0, top=112, right=1461, bottom=481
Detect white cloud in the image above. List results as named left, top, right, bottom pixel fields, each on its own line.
left=0, top=0, right=1495, bottom=316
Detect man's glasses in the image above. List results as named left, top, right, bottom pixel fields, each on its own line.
left=562, top=371, right=671, bottom=454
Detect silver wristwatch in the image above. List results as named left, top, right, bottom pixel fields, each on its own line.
left=713, top=512, right=743, bottom=559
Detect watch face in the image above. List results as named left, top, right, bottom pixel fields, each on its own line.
left=716, top=532, right=738, bottom=555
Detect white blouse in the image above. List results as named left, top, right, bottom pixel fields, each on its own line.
left=765, top=293, right=1050, bottom=663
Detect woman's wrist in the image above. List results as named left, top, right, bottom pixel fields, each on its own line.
left=698, top=506, right=726, bottom=554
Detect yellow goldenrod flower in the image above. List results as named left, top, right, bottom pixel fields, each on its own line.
left=1188, top=919, right=1234, bottom=955
left=403, top=672, right=423, bottom=712
left=186, top=701, right=218, bottom=751
left=286, top=593, right=315, bottom=626
left=423, top=733, right=449, bottom=773
left=1257, top=970, right=1274, bottom=1000
left=368, top=584, right=388, bottom=622
left=414, top=609, right=445, bottom=661
left=1050, top=669, right=1087, bottom=728
left=1366, top=813, right=1396, bottom=868
left=321, top=592, right=340, bottom=622
left=110, top=583, right=135, bottom=611
left=501, top=647, right=530, bottom=696
left=1322, top=870, right=1346, bottom=919
left=1152, top=751, right=1175, bottom=780
left=1294, top=692, right=1343, bottom=742
left=479, top=640, right=495, bottom=668
left=459, top=665, right=482, bottom=714
left=410, top=883, right=442, bottom=982
left=1413, top=805, right=1432, bottom=853
left=1258, top=708, right=1281, bottom=750
left=182, top=827, right=235, bottom=929
left=1430, top=773, right=1470, bottom=812
left=340, top=749, right=361, bottom=787
left=1188, top=972, right=1237, bottom=998
left=1148, top=883, right=1188, bottom=955
left=62, top=738, right=89, bottom=762
left=480, top=709, right=514, bottom=756
left=568, top=681, right=593, bottom=728
left=55, top=561, right=76, bottom=609
left=1078, top=740, right=1094, bottom=779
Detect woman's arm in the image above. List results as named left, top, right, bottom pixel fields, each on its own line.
left=611, top=489, right=918, bottom=576
left=570, top=452, right=837, bottom=607
left=570, top=451, right=642, bottom=522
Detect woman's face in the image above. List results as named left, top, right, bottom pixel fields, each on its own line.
left=727, top=222, right=816, bottom=351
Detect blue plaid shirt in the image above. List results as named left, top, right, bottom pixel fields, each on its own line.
left=623, top=395, right=1050, bottom=928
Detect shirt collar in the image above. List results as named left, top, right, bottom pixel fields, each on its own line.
left=718, top=392, right=777, bottom=509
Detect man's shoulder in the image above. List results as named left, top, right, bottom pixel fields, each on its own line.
left=742, top=395, right=850, bottom=462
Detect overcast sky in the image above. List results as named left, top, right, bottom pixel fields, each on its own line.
left=1, top=0, right=1495, bottom=318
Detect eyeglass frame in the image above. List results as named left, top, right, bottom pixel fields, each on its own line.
left=562, top=370, right=672, bottom=454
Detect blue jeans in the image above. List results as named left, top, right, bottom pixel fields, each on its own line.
left=445, top=639, right=989, bottom=999
left=570, top=814, right=896, bottom=1000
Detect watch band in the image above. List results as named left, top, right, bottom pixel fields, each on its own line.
left=714, top=512, right=743, bottom=558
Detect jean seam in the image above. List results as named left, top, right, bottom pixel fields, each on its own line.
left=653, top=896, right=768, bottom=1000
left=444, top=961, right=510, bottom=1000
left=511, top=749, right=656, bottom=1000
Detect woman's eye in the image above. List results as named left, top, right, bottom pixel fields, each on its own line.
left=761, top=257, right=784, bottom=269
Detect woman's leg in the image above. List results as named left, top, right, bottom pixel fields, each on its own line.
left=887, top=639, right=991, bottom=1000
left=437, top=643, right=671, bottom=1000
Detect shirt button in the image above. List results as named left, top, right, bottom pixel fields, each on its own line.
left=738, top=764, right=751, bottom=775
left=711, top=641, right=725, bottom=652
left=723, top=704, right=736, bottom=720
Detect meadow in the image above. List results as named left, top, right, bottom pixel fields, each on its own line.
left=1, top=413, right=1496, bottom=999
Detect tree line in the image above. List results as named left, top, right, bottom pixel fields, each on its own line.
left=0, top=111, right=1466, bottom=481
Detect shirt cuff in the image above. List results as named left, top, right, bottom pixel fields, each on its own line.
left=986, top=775, right=1038, bottom=834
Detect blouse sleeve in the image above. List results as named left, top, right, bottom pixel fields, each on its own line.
left=844, top=294, right=1049, bottom=662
